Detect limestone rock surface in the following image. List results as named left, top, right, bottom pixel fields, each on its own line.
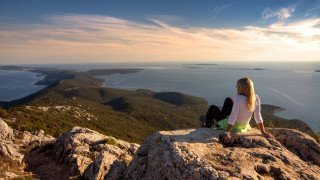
left=126, top=128, right=320, bottom=180
left=25, top=127, right=139, bottom=179
left=0, top=118, right=54, bottom=179
left=1, top=116, right=320, bottom=180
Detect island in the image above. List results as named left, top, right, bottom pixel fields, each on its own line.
left=217, top=67, right=267, bottom=70
left=315, top=70, right=320, bottom=72
left=182, top=63, right=218, bottom=66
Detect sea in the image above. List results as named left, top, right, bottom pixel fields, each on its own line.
left=0, top=61, right=319, bottom=131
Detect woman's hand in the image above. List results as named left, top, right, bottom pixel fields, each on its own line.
left=223, top=133, right=232, bottom=144
left=258, top=123, right=273, bottom=139
left=262, top=132, right=273, bottom=139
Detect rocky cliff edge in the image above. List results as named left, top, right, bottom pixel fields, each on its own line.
left=1, top=118, right=320, bottom=180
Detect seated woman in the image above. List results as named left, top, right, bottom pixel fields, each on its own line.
left=204, top=77, right=272, bottom=143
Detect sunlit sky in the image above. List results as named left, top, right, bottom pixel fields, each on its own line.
left=0, top=0, right=320, bottom=64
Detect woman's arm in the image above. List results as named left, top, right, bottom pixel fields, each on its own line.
left=257, top=122, right=273, bottom=138
left=254, top=95, right=273, bottom=138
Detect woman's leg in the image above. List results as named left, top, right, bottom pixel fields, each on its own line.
left=205, top=105, right=224, bottom=128
left=221, top=97, right=233, bottom=116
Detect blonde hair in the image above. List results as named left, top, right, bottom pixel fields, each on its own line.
left=236, top=77, right=256, bottom=112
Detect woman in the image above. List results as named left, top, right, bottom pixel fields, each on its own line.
left=204, top=77, right=272, bottom=143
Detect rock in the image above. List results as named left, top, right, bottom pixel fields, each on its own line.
left=0, top=118, right=23, bottom=162
left=25, top=126, right=139, bottom=179
left=84, top=151, right=127, bottom=180
left=2, top=172, right=18, bottom=179
left=267, top=128, right=320, bottom=165
left=2, top=116, right=320, bottom=180
left=0, top=118, right=13, bottom=140
left=126, top=128, right=320, bottom=180
left=0, top=140, right=23, bottom=162
left=20, top=130, right=54, bottom=148
left=0, top=118, right=53, bottom=179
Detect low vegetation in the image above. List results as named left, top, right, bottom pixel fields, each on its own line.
left=0, top=73, right=208, bottom=143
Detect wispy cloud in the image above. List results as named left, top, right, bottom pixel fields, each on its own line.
left=262, top=7, right=295, bottom=22
left=0, top=13, right=319, bottom=64
left=211, top=4, right=230, bottom=18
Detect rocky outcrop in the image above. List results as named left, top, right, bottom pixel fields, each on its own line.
left=0, top=118, right=54, bottom=179
left=25, top=127, right=139, bottom=179
left=0, top=118, right=22, bottom=163
left=0, top=118, right=54, bottom=163
left=0, top=119, right=13, bottom=140
left=1, top=116, right=320, bottom=180
left=268, top=128, right=320, bottom=165
left=126, top=128, right=320, bottom=180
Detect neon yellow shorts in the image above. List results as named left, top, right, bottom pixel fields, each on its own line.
left=217, top=117, right=251, bottom=133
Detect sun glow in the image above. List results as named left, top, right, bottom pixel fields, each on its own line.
left=0, top=14, right=319, bottom=64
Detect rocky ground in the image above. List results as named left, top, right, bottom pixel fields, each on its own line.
left=1, top=117, right=319, bottom=180
left=0, top=118, right=54, bottom=179
left=127, top=128, right=320, bottom=180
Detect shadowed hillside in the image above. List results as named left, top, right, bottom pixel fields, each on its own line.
left=0, top=72, right=208, bottom=143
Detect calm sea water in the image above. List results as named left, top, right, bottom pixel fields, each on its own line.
left=0, top=70, right=45, bottom=101
left=96, top=61, right=320, bottom=130
left=0, top=61, right=319, bottom=130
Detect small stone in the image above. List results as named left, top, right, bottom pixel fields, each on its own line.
left=255, top=165, right=269, bottom=175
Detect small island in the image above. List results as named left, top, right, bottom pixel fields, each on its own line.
left=185, top=66, right=202, bottom=69
left=217, top=67, right=267, bottom=70
left=253, top=68, right=267, bottom=70
left=315, top=70, right=320, bottom=72
left=182, top=63, right=218, bottom=66
left=0, top=65, right=32, bottom=71
left=88, top=68, right=144, bottom=76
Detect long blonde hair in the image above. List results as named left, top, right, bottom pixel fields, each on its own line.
left=236, top=77, right=256, bottom=112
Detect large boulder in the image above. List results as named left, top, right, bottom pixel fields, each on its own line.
left=126, top=128, right=320, bottom=180
left=0, top=118, right=54, bottom=179
left=20, top=129, right=54, bottom=146
left=0, top=140, right=23, bottom=163
left=0, top=118, right=13, bottom=140
left=267, top=128, right=320, bottom=165
left=0, top=118, right=23, bottom=163
left=25, top=127, right=139, bottom=179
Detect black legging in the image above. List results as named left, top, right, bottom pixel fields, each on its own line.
left=205, top=97, right=233, bottom=128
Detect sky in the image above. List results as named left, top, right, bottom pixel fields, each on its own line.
left=0, top=0, right=320, bottom=64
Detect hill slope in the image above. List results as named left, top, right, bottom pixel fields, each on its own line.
left=0, top=72, right=208, bottom=143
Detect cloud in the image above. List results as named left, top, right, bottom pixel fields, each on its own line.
left=0, top=13, right=319, bottom=64
left=211, top=4, right=229, bottom=18
left=262, top=7, right=295, bottom=22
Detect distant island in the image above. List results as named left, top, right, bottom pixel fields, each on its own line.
left=182, top=63, right=218, bottom=66
left=0, top=65, right=144, bottom=85
left=315, top=70, right=320, bottom=72
left=88, top=68, right=144, bottom=76
left=0, top=65, right=33, bottom=71
left=185, top=66, right=202, bottom=69
left=217, top=67, right=267, bottom=70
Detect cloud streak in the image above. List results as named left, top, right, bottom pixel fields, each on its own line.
left=262, top=7, right=295, bottom=22
left=0, top=13, right=319, bottom=64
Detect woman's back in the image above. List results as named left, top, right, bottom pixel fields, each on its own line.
left=228, top=94, right=263, bottom=125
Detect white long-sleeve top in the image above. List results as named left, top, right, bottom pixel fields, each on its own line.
left=227, top=94, right=263, bottom=125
